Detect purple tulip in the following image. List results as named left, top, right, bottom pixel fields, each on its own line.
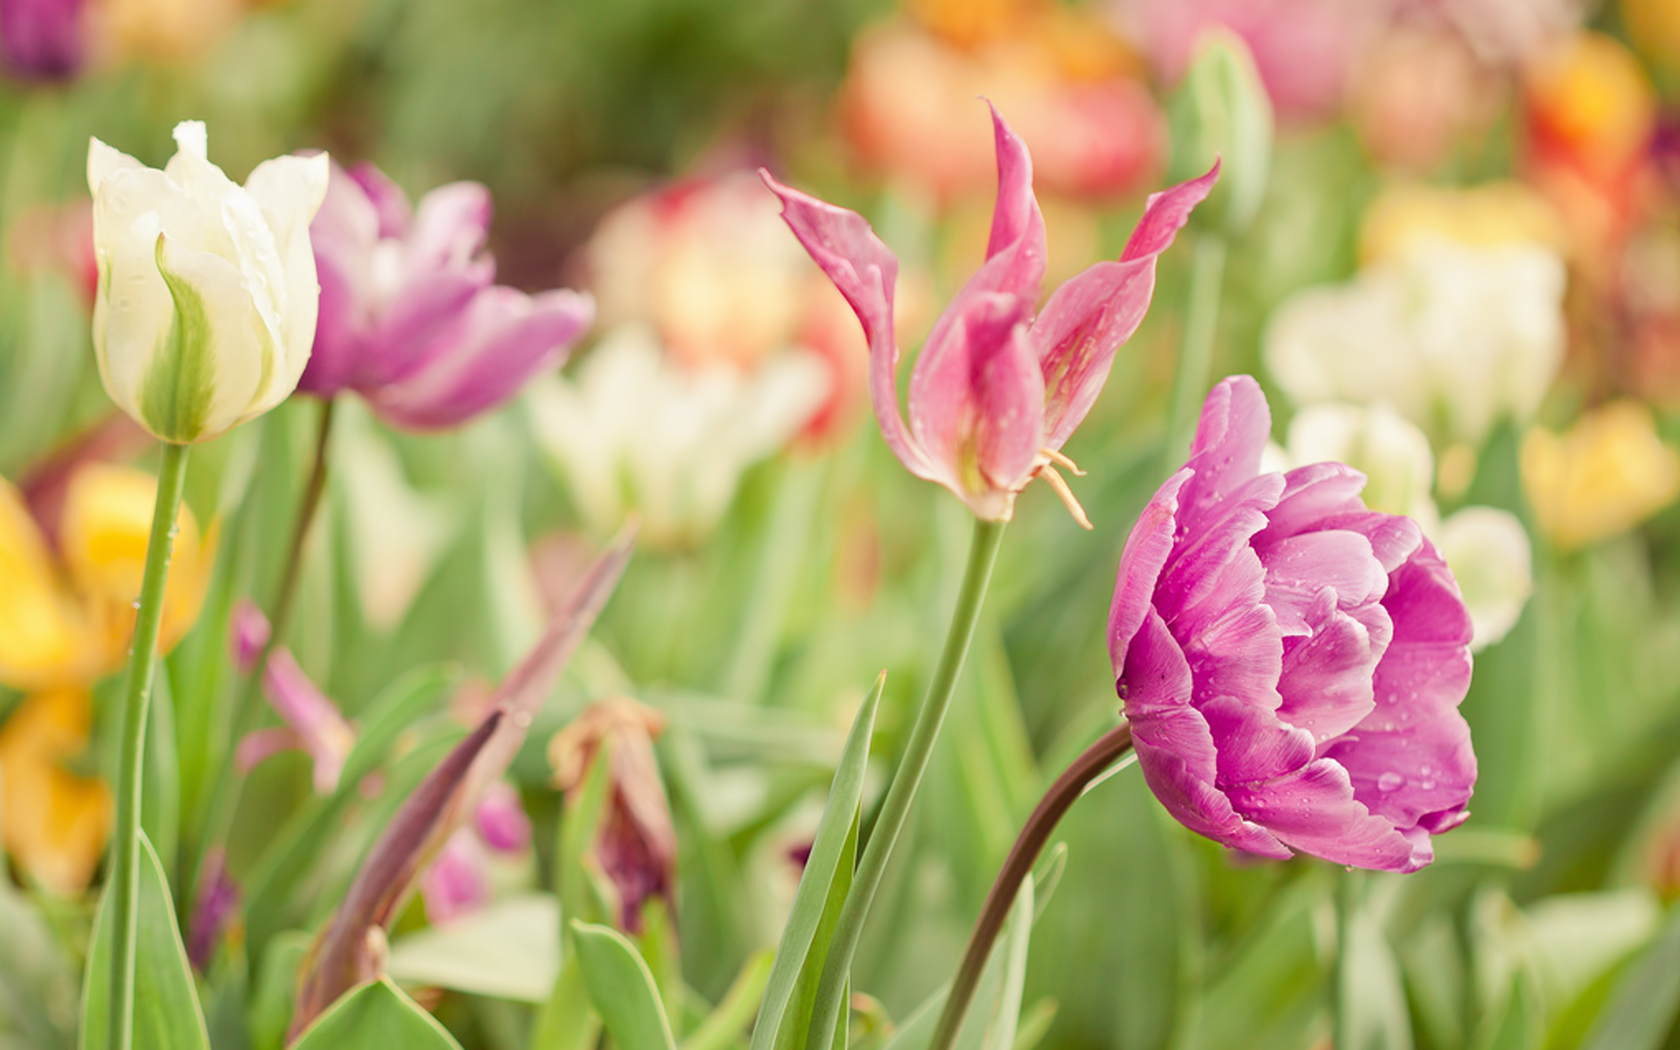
left=187, top=847, right=239, bottom=973
left=763, top=102, right=1216, bottom=526
left=299, top=160, right=594, bottom=430
left=1109, top=376, right=1475, bottom=872
left=0, top=0, right=83, bottom=82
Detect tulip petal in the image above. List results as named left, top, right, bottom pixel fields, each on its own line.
left=979, top=101, right=1047, bottom=301
left=87, top=137, right=143, bottom=196
left=1256, top=529, right=1388, bottom=633
left=1109, top=468, right=1190, bottom=673
left=406, top=182, right=493, bottom=275
left=1122, top=607, right=1291, bottom=859
left=1256, top=462, right=1368, bottom=544
left=298, top=161, right=383, bottom=396
left=1275, top=588, right=1385, bottom=745
left=1120, top=160, right=1220, bottom=263
left=1224, top=759, right=1416, bottom=871
left=142, top=234, right=267, bottom=442
left=1031, top=257, right=1156, bottom=450
left=0, top=480, right=90, bottom=689
left=367, top=267, right=494, bottom=386
left=347, top=161, right=414, bottom=239
left=1200, top=694, right=1315, bottom=786
left=761, top=171, right=932, bottom=479
left=906, top=290, right=1042, bottom=515
left=1178, top=375, right=1273, bottom=529
left=242, top=152, right=330, bottom=407
left=371, top=286, right=593, bottom=430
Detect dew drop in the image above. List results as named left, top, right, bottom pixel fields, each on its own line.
left=131, top=599, right=141, bottom=610
left=1420, top=779, right=1436, bottom=791
left=1377, top=771, right=1405, bottom=792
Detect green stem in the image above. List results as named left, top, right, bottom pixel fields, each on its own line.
left=802, top=517, right=1006, bottom=1050
left=1162, top=234, right=1228, bottom=473
left=107, top=440, right=190, bottom=1050
left=1333, top=867, right=1362, bottom=1050
left=929, top=723, right=1134, bottom=1050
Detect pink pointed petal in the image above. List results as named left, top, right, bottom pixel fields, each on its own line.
left=1224, top=759, right=1416, bottom=871
left=346, top=161, right=414, bottom=239
left=1275, top=588, right=1386, bottom=744
left=761, top=171, right=931, bottom=479
left=366, top=264, right=496, bottom=387
left=229, top=599, right=271, bottom=673
left=1119, top=160, right=1220, bottom=263
left=1122, top=608, right=1291, bottom=858
left=406, top=181, right=493, bottom=274
left=906, top=290, right=1042, bottom=510
left=1200, top=694, right=1315, bottom=786
left=981, top=101, right=1047, bottom=298
left=475, top=782, right=532, bottom=854
left=1178, top=375, right=1273, bottom=529
left=1109, top=468, right=1190, bottom=673
left=264, top=649, right=355, bottom=794
left=372, top=287, right=593, bottom=430
left=235, top=727, right=304, bottom=773
left=1031, top=257, right=1155, bottom=449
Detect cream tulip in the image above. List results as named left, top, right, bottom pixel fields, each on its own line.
left=87, top=121, right=329, bottom=444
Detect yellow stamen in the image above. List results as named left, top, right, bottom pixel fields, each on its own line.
left=1041, top=447, right=1087, bottom=476
left=1039, top=464, right=1093, bottom=530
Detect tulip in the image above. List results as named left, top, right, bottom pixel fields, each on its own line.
left=87, top=121, right=328, bottom=444
left=299, top=160, right=593, bottom=431
left=0, top=0, right=83, bottom=81
left=1109, top=376, right=1475, bottom=871
left=229, top=600, right=355, bottom=794
left=765, top=102, right=1216, bottom=524
left=1521, top=401, right=1680, bottom=550
left=186, top=847, right=238, bottom=972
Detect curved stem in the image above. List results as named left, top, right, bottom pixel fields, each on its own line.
left=107, top=440, right=190, bottom=1050
left=803, top=517, right=1007, bottom=1050
left=928, top=722, right=1134, bottom=1050
left=1162, top=233, right=1228, bottom=473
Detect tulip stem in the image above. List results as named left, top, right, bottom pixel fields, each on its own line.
left=1164, top=233, right=1228, bottom=472
left=803, top=517, right=1006, bottom=1050
left=928, top=722, right=1134, bottom=1050
left=107, top=440, right=190, bottom=1050
left=1333, top=868, right=1363, bottom=1050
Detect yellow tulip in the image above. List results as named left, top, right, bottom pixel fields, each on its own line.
left=1360, top=181, right=1566, bottom=264
left=1522, top=402, right=1680, bottom=550
left=0, top=461, right=214, bottom=891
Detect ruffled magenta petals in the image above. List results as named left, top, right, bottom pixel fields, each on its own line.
left=1111, top=374, right=1476, bottom=871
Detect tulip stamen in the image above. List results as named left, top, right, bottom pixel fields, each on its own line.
left=1038, top=464, right=1093, bottom=530
left=1042, top=447, right=1087, bottom=476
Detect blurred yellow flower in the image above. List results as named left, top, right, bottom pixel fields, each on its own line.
left=1525, top=32, right=1655, bottom=178
left=1361, top=181, right=1566, bottom=264
left=90, top=0, right=245, bottom=65
left=1623, top=0, right=1680, bottom=72
left=1521, top=402, right=1680, bottom=550
left=0, top=462, right=214, bottom=890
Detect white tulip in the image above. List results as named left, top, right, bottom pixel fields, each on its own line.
left=87, top=121, right=329, bottom=443
left=1264, top=235, right=1566, bottom=448
left=1434, top=506, right=1534, bottom=651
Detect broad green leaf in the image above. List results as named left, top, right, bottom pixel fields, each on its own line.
left=247, top=932, right=311, bottom=1050
left=80, top=831, right=209, bottom=1050
left=289, top=978, right=463, bottom=1049
left=1580, top=905, right=1680, bottom=1050
left=682, top=951, right=773, bottom=1050
left=750, top=672, right=884, bottom=1050
left=773, top=813, right=857, bottom=1050
left=530, top=953, right=599, bottom=1050
left=571, top=921, right=677, bottom=1050
left=388, top=894, right=559, bottom=1002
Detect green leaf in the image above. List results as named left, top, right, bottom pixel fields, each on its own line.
left=571, top=921, right=678, bottom=1050
left=1581, top=906, right=1680, bottom=1050
left=387, top=894, right=559, bottom=1003
left=750, top=672, right=884, bottom=1050
left=530, top=953, right=599, bottom=1050
left=773, top=813, right=857, bottom=1050
left=80, top=831, right=209, bottom=1050
left=288, top=979, right=463, bottom=1049
left=682, top=951, right=774, bottom=1050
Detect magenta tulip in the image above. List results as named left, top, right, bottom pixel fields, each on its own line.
left=299, top=160, right=593, bottom=430
left=1109, top=376, right=1475, bottom=872
left=764, top=102, right=1215, bottom=525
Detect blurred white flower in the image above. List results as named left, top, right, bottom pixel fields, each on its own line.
left=1264, top=236, right=1566, bottom=447
left=1275, top=401, right=1532, bottom=650
left=529, top=323, right=828, bottom=548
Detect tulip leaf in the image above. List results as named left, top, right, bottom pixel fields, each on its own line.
left=1581, top=906, right=1680, bottom=1050
left=571, top=921, right=677, bottom=1050
left=387, top=894, right=559, bottom=1002
left=288, top=978, right=463, bottom=1049
left=680, top=950, right=773, bottom=1050
left=750, top=671, right=884, bottom=1050
left=772, top=812, right=856, bottom=1050
left=80, top=831, right=209, bottom=1050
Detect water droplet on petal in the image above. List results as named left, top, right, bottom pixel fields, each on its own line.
left=1377, top=772, right=1405, bottom=792
left=1420, top=779, right=1436, bottom=791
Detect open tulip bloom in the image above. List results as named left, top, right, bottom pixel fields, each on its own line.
left=765, top=102, right=1217, bottom=525
left=1110, top=376, right=1475, bottom=872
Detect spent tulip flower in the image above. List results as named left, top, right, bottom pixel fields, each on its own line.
left=87, top=121, right=328, bottom=444
left=299, top=160, right=594, bottom=430
left=1109, top=376, right=1475, bottom=872
left=765, top=102, right=1216, bottom=524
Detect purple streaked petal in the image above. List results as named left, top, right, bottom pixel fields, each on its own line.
left=1158, top=472, right=1281, bottom=633
left=906, top=290, right=1042, bottom=508
left=347, top=161, right=413, bottom=240
left=1275, top=588, right=1385, bottom=745
left=761, top=170, right=931, bottom=479
left=1120, top=161, right=1220, bottom=263
left=371, top=287, right=593, bottom=430
left=1109, top=468, right=1191, bottom=673
left=1224, top=759, right=1416, bottom=871
left=363, top=265, right=494, bottom=386
left=300, top=161, right=384, bottom=397
left=1031, top=257, right=1155, bottom=450
left=406, top=181, right=493, bottom=275
left=980, top=101, right=1047, bottom=300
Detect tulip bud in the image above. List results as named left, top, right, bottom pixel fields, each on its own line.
left=1168, top=28, right=1273, bottom=238
left=87, top=121, right=329, bottom=444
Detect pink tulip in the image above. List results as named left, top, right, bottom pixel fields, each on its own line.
left=764, top=102, right=1214, bottom=525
